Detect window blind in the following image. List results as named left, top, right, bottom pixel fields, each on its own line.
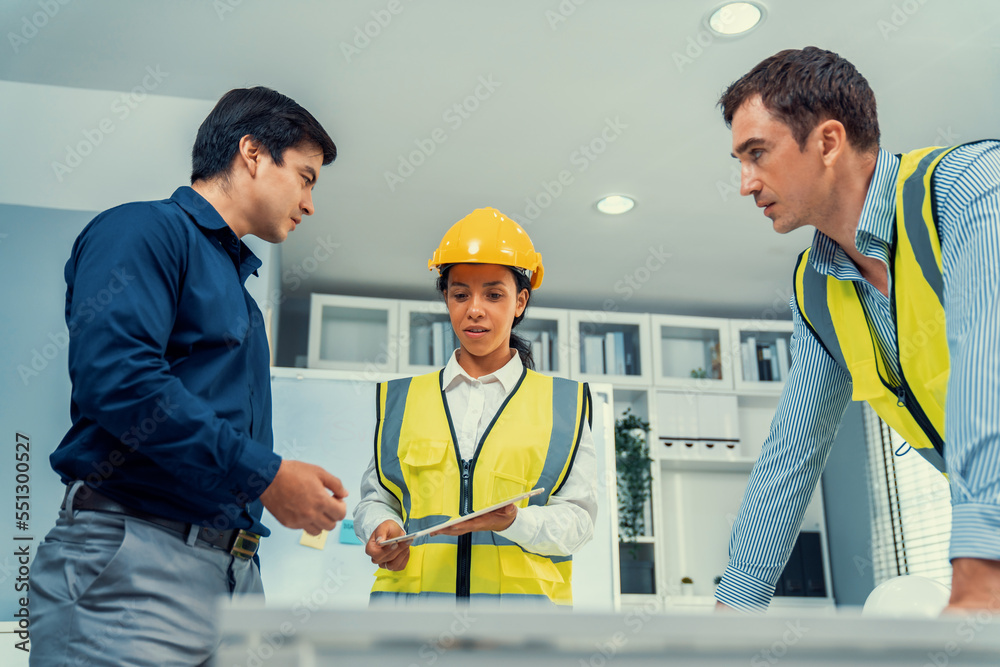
left=863, top=404, right=952, bottom=587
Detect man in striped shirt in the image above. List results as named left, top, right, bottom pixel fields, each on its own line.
left=716, top=46, right=1000, bottom=612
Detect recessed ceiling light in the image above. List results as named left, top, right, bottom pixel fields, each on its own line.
left=707, top=2, right=764, bottom=36
left=596, top=195, right=635, bottom=215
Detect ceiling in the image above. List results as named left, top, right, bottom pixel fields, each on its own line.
left=2, top=0, right=998, bottom=318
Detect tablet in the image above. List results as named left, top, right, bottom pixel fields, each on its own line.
left=377, top=487, right=545, bottom=546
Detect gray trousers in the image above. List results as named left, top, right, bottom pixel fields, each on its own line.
left=28, top=482, right=264, bottom=666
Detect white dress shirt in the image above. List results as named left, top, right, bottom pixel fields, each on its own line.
left=353, top=349, right=598, bottom=556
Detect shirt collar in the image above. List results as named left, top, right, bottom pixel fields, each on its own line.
left=442, top=348, right=524, bottom=394
left=170, top=186, right=261, bottom=276
left=809, top=148, right=899, bottom=274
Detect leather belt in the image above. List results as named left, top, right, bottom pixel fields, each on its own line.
left=63, top=486, right=260, bottom=560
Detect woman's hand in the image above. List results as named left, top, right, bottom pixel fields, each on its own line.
left=366, top=520, right=411, bottom=571
left=431, top=504, right=517, bottom=537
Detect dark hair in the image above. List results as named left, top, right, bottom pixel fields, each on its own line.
left=437, top=265, right=535, bottom=370
left=719, top=47, right=879, bottom=154
left=191, top=86, right=337, bottom=184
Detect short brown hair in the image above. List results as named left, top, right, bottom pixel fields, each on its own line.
left=719, top=47, right=880, bottom=154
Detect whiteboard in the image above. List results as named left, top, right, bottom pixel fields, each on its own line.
left=260, top=369, right=617, bottom=610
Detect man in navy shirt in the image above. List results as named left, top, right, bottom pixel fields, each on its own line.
left=29, top=87, right=346, bottom=666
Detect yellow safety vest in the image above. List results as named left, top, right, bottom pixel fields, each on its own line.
left=793, top=144, right=973, bottom=474
left=372, top=367, right=591, bottom=606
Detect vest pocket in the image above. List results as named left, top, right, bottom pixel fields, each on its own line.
left=499, top=551, right=565, bottom=584
left=373, top=544, right=424, bottom=594
left=487, top=471, right=529, bottom=506
left=401, top=439, right=450, bottom=516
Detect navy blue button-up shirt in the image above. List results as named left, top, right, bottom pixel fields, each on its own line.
left=52, top=186, right=281, bottom=535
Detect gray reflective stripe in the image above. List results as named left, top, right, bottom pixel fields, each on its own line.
left=530, top=376, right=579, bottom=508
left=798, top=253, right=849, bottom=372
left=912, top=444, right=946, bottom=474
left=402, top=519, right=571, bottom=561
left=370, top=591, right=556, bottom=606
left=901, top=147, right=952, bottom=305
left=492, top=534, right=572, bottom=564
left=380, top=377, right=412, bottom=520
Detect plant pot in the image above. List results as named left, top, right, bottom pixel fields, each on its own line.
left=620, top=559, right=655, bottom=595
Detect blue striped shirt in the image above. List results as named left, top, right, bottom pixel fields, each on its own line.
left=715, top=141, right=1000, bottom=611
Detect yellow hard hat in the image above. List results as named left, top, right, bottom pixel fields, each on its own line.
left=428, top=207, right=544, bottom=290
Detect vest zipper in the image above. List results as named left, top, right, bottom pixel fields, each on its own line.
left=857, top=272, right=946, bottom=458
left=456, top=459, right=472, bottom=600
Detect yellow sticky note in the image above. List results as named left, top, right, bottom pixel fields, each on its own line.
left=299, top=529, right=329, bottom=550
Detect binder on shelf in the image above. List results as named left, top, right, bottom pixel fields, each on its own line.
left=800, top=531, right=827, bottom=597
left=604, top=332, right=617, bottom=377
left=744, top=336, right=759, bottom=381
left=412, top=322, right=432, bottom=366
left=760, top=345, right=774, bottom=382
left=613, top=331, right=626, bottom=375
left=540, top=330, right=551, bottom=371
left=583, top=335, right=605, bottom=374
left=531, top=339, right=542, bottom=368
left=776, top=337, right=790, bottom=381
left=432, top=320, right=445, bottom=367
left=778, top=538, right=805, bottom=596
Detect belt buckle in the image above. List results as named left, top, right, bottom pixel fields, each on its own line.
left=229, top=529, right=260, bottom=560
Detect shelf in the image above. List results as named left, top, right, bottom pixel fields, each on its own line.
left=651, top=314, right=733, bottom=390
left=730, top=319, right=793, bottom=394
left=657, top=457, right=756, bottom=472
left=306, top=294, right=400, bottom=372
left=569, top=311, right=652, bottom=385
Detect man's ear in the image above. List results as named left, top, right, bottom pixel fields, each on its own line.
left=237, top=134, right=263, bottom=177
left=815, top=119, right=847, bottom=167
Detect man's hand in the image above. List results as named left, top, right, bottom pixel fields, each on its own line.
left=259, top=459, right=348, bottom=535
left=431, top=504, right=517, bottom=537
left=366, top=520, right=411, bottom=571
left=944, top=558, right=1000, bottom=613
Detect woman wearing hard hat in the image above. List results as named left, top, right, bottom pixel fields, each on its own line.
left=353, top=207, right=598, bottom=606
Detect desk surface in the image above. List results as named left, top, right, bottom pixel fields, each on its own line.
left=217, top=602, right=1000, bottom=667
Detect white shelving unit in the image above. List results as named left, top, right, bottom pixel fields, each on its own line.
left=307, top=294, right=400, bottom=373
left=569, top=311, right=652, bottom=386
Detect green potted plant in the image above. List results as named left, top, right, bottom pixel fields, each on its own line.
left=616, top=408, right=654, bottom=594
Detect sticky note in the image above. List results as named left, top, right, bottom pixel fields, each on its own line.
left=339, top=520, right=363, bottom=545
left=299, top=529, right=329, bottom=550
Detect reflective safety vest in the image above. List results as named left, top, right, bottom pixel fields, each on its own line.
left=372, top=367, right=591, bottom=606
left=793, top=145, right=973, bottom=474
